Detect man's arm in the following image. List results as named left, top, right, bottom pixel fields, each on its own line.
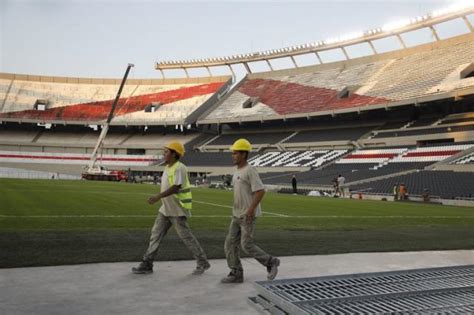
left=246, top=189, right=265, bottom=223
left=148, top=185, right=181, bottom=204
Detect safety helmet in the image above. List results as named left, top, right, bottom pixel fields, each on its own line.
left=165, top=141, right=185, bottom=157
left=230, top=138, right=252, bottom=152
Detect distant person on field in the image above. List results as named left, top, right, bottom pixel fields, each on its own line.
left=221, top=138, right=280, bottom=284
left=132, top=141, right=210, bottom=275
left=393, top=183, right=399, bottom=201
left=399, top=183, right=407, bottom=200
left=422, top=188, right=430, bottom=202
left=291, top=175, right=297, bottom=194
left=332, top=177, right=338, bottom=196
left=337, top=174, right=346, bottom=197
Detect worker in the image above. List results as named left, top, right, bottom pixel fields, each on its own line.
left=132, top=141, right=210, bottom=275
left=221, top=138, right=280, bottom=283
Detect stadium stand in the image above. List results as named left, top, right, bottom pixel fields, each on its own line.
left=248, top=150, right=347, bottom=168
left=351, top=170, right=474, bottom=199
left=0, top=73, right=231, bottom=125
left=199, top=33, right=474, bottom=123
left=207, top=132, right=292, bottom=146
left=181, top=151, right=234, bottom=167
left=283, top=126, right=375, bottom=143
left=451, top=152, right=474, bottom=164
left=0, top=151, right=160, bottom=166
left=257, top=144, right=473, bottom=186
left=372, top=124, right=474, bottom=138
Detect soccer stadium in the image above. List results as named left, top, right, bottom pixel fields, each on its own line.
left=1, top=1, right=474, bottom=314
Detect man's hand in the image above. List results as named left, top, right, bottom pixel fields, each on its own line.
left=245, top=210, right=255, bottom=224
left=148, top=195, right=161, bottom=205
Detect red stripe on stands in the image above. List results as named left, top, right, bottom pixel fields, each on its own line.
left=345, top=153, right=397, bottom=159
left=404, top=150, right=460, bottom=157
left=0, top=154, right=158, bottom=162
left=238, top=78, right=391, bottom=115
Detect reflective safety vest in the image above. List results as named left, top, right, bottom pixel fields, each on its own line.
left=166, top=161, right=192, bottom=210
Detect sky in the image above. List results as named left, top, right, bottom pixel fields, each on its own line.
left=1, top=0, right=473, bottom=80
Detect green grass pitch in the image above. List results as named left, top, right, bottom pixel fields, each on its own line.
left=1, top=178, right=473, bottom=268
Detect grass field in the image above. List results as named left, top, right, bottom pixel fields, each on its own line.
left=1, top=178, right=473, bottom=268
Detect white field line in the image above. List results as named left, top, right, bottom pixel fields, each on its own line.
left=194, top=200, right=288, bottom=217
left=1, top=214, right=473, bottom=219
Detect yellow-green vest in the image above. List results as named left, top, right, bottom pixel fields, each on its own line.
left=167, top=161, right=192, bottom=210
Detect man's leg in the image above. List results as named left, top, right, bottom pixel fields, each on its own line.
left=133, top=213, right=172, bottom=274
left=240, top=216, right=280, bottom=280
left=222, top=217, right=243, bottom=283
left=171, top=216, right=210, bottom=274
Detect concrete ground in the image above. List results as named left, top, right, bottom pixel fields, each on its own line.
left=1, top=250, right=473, bottom=315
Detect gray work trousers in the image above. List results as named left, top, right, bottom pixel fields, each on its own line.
left=143, top=213, right=208, bottom=266
left=224, top=216, right=272, bottom=272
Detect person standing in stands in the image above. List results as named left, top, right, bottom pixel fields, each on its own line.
left=221, top=138, right=280, bottom=283
left=292, top=175, right=298, bottom=194
left=132, top=141, right=210, bottom=275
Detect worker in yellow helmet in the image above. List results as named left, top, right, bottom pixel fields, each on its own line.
left=132, top=141, right=210, bottom=275
left=221, top=138, right=280, bottom=283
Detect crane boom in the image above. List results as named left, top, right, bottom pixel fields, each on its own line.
left=87, top=63, right=134, bottom=170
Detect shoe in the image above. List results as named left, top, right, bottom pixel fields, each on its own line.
left=192, top=261, right=211, bottom=275
left=132, top=261, right=153, bottom=274
left=220, top=270, right=243, bottom=283
left=266, top=257, right=280, bottom=280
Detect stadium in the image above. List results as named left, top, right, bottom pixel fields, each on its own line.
left=1, top=1, right=474, bottom=314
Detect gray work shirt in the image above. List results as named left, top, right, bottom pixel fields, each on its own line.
left=232, top=164, right=265, bottom=218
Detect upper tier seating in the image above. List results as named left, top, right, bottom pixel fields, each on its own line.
left=0, top=75, right=227, bottom=124
left=201, top=34, right=474, bottom=122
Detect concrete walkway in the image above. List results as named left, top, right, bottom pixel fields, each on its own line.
left=1, top=250, right=473, bottom=315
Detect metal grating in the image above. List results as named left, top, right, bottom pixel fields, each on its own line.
left=250, top=265, right=474, bottom=314
left=298, top=287, right=474, bottom=314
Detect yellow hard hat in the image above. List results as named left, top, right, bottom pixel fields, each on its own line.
left=165, top=141, right=185, bottom=157
left=230, top=138, right=252, bottom=152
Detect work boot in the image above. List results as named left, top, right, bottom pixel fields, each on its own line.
left=192, top=261, right=211, bottom=275
left=266, top=257, right=280, bottom=280
left=132, top=261, right=153, bottom=274
left=220, top=270, right=243, bottom=283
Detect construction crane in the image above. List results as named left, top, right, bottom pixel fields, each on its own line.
left=82, top=63, right=134, bottom=181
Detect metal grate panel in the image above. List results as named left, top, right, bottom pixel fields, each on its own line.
left=298, top=287, right=474, bottom=314
left=250, top=265, right=474, bottom=314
